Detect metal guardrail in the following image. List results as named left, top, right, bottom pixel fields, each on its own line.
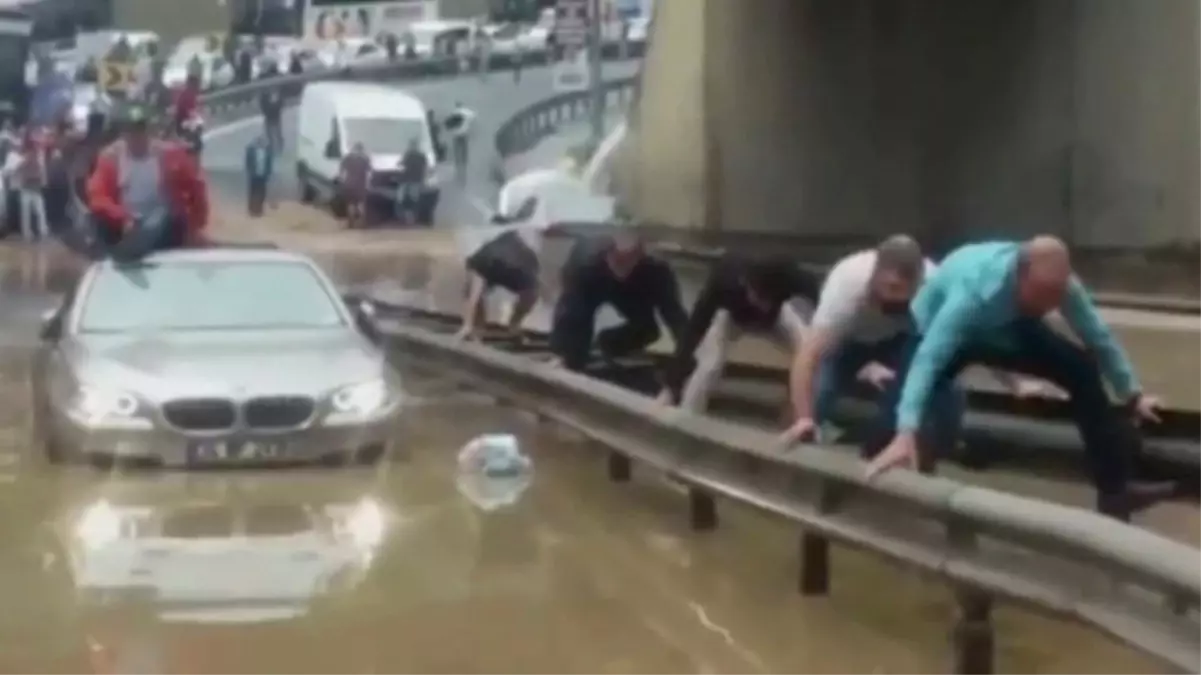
left=491, top=75, right=637, bottom=184
left=381, top=320, right=1201, bottom=674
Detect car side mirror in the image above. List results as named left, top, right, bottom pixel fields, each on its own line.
left=39, top=309, right=62, bottom=342
left=352, top=300, right=382, bottom=344
left=324, top=139, right=341, bottom=159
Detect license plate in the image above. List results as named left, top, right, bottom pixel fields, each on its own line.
left=186, top=439, right=288, bottom=464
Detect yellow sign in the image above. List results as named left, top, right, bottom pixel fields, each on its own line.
left=100, top=61, right=135, bottom=93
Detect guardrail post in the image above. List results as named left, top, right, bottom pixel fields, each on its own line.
left=688, top=488, right=718, bottom=531
left=951, top=589, right=994, bottom=675
left=607, top=451, right=632, bottom=482
left=798, top=531, right=830, bottom=595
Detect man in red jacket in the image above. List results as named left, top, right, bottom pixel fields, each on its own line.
left=86, top=103, right=208, bottom=261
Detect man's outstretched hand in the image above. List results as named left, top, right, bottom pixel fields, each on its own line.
left=865, top=432, right=918, bottom=480
left=1131, top=393, right=1163, bottom=426
left=778, top=417, right=817, bottom=446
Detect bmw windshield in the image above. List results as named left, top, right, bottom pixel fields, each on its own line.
left=78, top=262, right=347, bottom=333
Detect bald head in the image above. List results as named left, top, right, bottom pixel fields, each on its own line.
left=1016, top=235, right=1073, bottom=315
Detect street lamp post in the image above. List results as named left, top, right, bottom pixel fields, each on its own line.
left=586, top=0, right=604, bottom=147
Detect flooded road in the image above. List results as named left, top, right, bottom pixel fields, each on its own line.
left=0, top=243, right=1170, bottom=673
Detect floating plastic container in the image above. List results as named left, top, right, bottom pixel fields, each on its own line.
left=458, top=434, right=532, bottom=478
left=456, top=434, right=534, bottom=511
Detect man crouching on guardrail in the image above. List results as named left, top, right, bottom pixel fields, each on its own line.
left=455, top=197, right=549, bottom=342
left=780, top=236, right=969, bottom=466
left=658, top=256, right=820, bottom=412
left=861, top=236, right=1176, bottom=521
left=84, top=104, right=209, bottom=261
left=548, top=232, right=688, bottom=372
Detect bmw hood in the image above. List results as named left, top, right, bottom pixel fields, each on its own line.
left=70, top=330, right=390, bottom=400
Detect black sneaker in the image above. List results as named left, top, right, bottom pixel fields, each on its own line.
left=1097, top=481, right=1178, bottom=521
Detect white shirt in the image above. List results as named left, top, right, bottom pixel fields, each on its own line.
left=446, top=107, right=475, bottom=138
left=810, top=249, right=936, bottom=344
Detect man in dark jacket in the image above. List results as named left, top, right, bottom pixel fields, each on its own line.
left=394, top=139, right=428, bottom=223
left=661, top=256, right=821, bottom=411
left=549, top=233, right=688, bottom=372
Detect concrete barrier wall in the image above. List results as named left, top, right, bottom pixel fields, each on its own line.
left=629, top=0, right=1200, bottom=251
left=616, top=0, right=709, bottom=229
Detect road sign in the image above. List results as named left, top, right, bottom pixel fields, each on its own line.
left=555, top=0, right=589, bottom=48
left=100, top=60, right=135, bottom=94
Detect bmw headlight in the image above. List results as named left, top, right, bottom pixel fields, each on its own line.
left=68, top=386, right=146, bottom=427
left=75, top=500, right=122, bottom=550
left=328, top=379, right=391, bottom=421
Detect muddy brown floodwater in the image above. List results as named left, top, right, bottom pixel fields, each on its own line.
left=0, top=243, right=1169, bottom=673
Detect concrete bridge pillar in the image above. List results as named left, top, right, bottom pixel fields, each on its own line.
left=617, top=0, right=1200, bottom=253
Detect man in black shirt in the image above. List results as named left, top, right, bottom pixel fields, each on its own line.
left=455, top=197, right=544, bottom=341
left=662, top=257, right=821, bottom=412
left=550, top=234, right=688, bottom=371
left=395, top=138, right=428, bottom=222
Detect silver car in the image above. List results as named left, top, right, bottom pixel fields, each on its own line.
left=31, top=246, right=403, bottom=468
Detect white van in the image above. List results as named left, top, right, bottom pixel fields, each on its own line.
left=295, top=82, right=441, bottom=225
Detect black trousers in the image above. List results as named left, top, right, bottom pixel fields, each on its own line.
left=552, top=297, right=661, bottom=372
left=89, top=213, right=187, bottom=262
left=866, top=318, right=1137, bottom=505
left=247, top=176, right=268, bottom=216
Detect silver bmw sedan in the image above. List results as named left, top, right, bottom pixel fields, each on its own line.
left=31, top=246, right=403, bottom=468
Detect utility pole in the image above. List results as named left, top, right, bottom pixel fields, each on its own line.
left=586, top=0, right=604, bottom=147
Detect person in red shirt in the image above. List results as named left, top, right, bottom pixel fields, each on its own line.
left=172, top=75, right=201, bottom=134
left=85, top=103, right=208, bottom=261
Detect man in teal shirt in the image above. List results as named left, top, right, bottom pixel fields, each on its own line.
left=864, top=236, right=1171, bottom=520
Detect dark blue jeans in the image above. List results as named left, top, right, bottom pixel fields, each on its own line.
left=814, top=333, right=965, bottom=466
left=88, top=212, right=185, bottom=263
left=864, top=318, right=1136, bottom=501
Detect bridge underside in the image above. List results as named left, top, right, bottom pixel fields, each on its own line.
left=616, top=0, right=1199, bottom=253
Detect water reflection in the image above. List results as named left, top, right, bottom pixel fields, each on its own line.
left=59, top=471, right=388, bottom=626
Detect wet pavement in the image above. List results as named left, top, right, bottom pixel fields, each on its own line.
left=0, top=242, right=1174, bottom=673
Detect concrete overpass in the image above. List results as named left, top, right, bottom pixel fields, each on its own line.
left=614, top=0, right=1200, bottom=256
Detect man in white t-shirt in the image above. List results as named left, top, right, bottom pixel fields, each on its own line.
left=781, top=235, right=1051, bottom=465
left=779, top=236, right=965, bottom=467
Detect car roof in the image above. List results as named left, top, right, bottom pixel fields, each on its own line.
left=306, top=81, right=427, bottom=118
left=91, top=246, right=320, bottom=269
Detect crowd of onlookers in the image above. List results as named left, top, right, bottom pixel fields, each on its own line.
left=0, top=111, right=96, bottom=243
